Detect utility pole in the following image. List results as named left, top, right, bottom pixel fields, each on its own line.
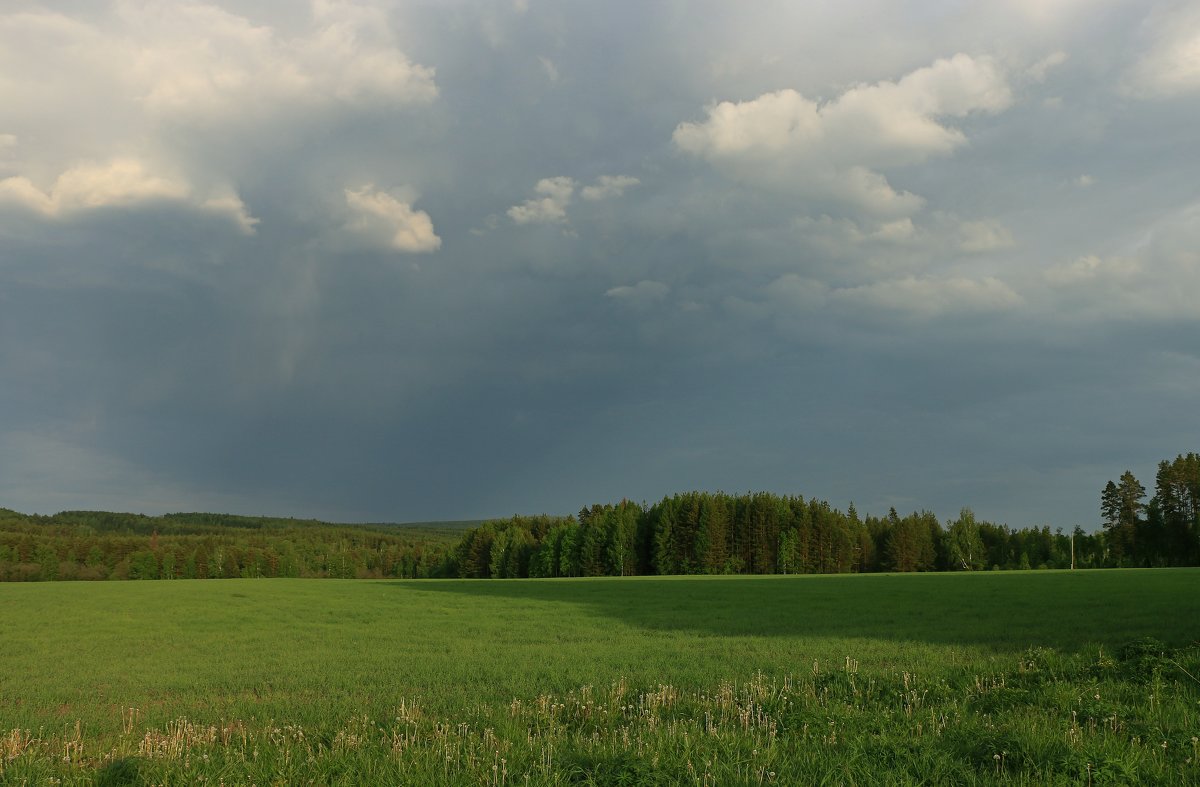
left=1070, top=528, right=1075, bottom=570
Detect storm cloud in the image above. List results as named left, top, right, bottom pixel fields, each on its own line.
left=1, top=0, right=1197, bottom=527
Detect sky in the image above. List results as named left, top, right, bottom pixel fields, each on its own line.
left=1, top=0, right=1198, bottom=527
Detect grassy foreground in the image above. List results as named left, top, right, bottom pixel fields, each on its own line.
left=1, top=571, right=1198, bottom=784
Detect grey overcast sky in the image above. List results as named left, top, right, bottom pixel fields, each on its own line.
left=1, top=1, right=1197, bottom=526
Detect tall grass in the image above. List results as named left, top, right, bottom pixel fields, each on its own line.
left=2, top=570, right=1197, bottom=783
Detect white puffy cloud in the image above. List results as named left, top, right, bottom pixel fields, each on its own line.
left=605, top=280, right=670, bottom=305
left=0, top=157, right=258, bottom=233
left=870, top=218, right=918, bottom=244
left=344, top=184, right=441, bottom=253
left=674, top=54, right=1012, bottom=162
left=0, top=3, right=436, bottom=145
left=1040, top=203, right=1200, bottom=319
left=1026, top=51, right=1068, bottom=82
left=790, top=215, right=867, bottom=250
left=765, top=200, right=1196, bottom=325
left=581, top=175, right=640, bottom=201
left=767, top=272, right=1021, bottom=319
left=119, top=0, right=437, bottom=120
left=1040, top=252, right=1156, bottom=318
left=1124, top=7, right=1200, bottom=97
left=200, top=193, right=260, bottom=235
left=787, top=212, right=1013, bottom=261
left=0, top=159, right=187, bottom=214
left=508, top=177, right=576, bottom=224
left=1043, top=253, right=1135, bottom=285
left=958, top=219, right=1015, bottom=253
left=673, top=53, right=1011, bottom=215
left=0, top=3, right=436, bottom=237
left=507, top=174, right=639, bottom=227
left=840, top=275, right=1021, bottom=316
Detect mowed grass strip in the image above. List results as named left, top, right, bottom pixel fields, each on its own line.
left=2, top=569, right=1198, bottom=784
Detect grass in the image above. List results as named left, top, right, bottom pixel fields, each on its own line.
left=1, top=570, right=1198, bottom=784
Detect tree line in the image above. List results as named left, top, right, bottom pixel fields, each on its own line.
left=0, top=509, right=455, bottom=582
left=444, top=453, right=1197, bottom=579
left=443, top=493, right=1113, bottom=579
left=3, top=451, right=1195, bottom=581
left=1100, top=452, right=1200, bottom=567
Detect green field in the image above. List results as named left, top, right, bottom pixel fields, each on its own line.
left=2, top=571, right=1198, bottom=784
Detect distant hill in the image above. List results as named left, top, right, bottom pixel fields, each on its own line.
left=370, top=519, right=487, bottom=533
left=0, top=507, right=463, bottom=581
left=0, top=508, right=484, bottom=538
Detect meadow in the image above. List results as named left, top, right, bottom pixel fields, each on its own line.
left=2, top=570, right=1198, bottom=784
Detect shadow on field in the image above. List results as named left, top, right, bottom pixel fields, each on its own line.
left=94, top=757, right=142, bottom=786
left=387, top=570, right=1200, bottom=651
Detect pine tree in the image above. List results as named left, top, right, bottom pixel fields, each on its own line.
left=1153, top=454, right=1200, bottom=565
left=1101, top=471, right=1145, bottom=565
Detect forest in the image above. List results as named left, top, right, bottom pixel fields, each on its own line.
left=0, top=510, right=457, bottom=582
left=1, top=452, right=1195, bottom=582
left=447, top=452, right=1199, bottom=578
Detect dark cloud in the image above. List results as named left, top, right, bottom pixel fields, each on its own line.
left=1, top=1, right=1198, bottom=528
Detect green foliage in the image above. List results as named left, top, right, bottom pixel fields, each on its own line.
left=0, top=509, right=455, bottom=582
left=443, top=465, right=1200, bottom=579
left=1154, top=453, right=1200, bottom=565
left=1102, top=472, right=1147, bottom=565
left=127, top=550, right=159, bottom=580
left=452, top=493, right=989, bottom=580
left=1115, top=636, right=1173, bottom=681
left=948, top=508, right=986, bottom=570
left=1099, top=455, right=1199, bottom=568
left=5, top=449, right=1196, bottom=585
left=884, top=508, right=939, bottom=572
